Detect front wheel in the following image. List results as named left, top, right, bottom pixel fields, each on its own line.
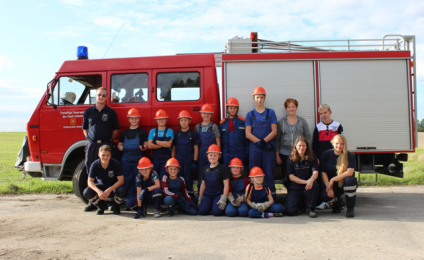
left=73, top=159, right=88, bottom=204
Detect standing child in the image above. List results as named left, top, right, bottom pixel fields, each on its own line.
left=148, top=109, right=174, bottom=180
left=126, top=157, right=163, bottom=218
left=162, top=158, right=197, bottom=216
left=117, top=108, right=148, bottom=200
left=312, top=104, right=343, bottom=161
left=83, top=145, right=126, bottom=215
left=198, top=144, right=229, bottom=216
left=195, top=104, right=220, bottom=188
left=246, top=167, right=284, bottom=218
left=219, top=97, right=249, bottom=168
left=245, top=86, right=278, bottom=200
left=225, top=158, right=250, bottom=217
left=172, top=110, right=200, bottom=200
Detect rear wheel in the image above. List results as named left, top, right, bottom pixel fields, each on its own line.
left=73, top=159, right=88, bottom=204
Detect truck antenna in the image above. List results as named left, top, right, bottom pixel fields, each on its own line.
left=103, top=23, right=124, bottom=58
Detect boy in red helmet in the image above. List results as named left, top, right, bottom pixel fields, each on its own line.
left=195, top=104, right=220, bottom=189
left=162, top=158, right=197, bottom=216
left=198, top=144, right=230, bottom=216
left=148, top=109, right=174, bottom=180
left=172, top=110, right=200, bottom=200
left=219, top=97, right=249, bottom=168
left=245, top=86, right=278, bottom=200
left=127, top=157, right=163, bottom=218
left=117, top=108, right=148, bottom=200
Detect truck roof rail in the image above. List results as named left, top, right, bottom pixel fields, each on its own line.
left=225, top=34, right=415, bottom=53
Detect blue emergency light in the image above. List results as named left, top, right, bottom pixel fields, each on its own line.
left=77, top=46, right=88, bottom=60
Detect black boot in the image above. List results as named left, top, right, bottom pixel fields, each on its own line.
left=112, top=202, right=121, bottom=215
left=346, top=207, right=355, bottom=218
left=96, top=201, right=106, bottom=215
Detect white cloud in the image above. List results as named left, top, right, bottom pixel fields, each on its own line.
left=0, top=55, right=14, bottom=69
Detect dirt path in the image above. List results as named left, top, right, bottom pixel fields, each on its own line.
left=1, top=186, right=424, bottom=260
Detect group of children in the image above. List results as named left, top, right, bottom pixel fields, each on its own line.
left=83, top=86, right=357, bottom=219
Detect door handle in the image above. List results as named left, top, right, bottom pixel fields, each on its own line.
left=192, top=107, right=200, bottom=111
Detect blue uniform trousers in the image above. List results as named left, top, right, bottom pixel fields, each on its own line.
left=285, top=181, right=319, bottom=216
left=248, top=203, right=284, bottom=218
left=225, top=202, right=249, bottom=217
left=321, top=176, right=358, bottom=208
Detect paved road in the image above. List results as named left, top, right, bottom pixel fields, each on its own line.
left=0, top=186, right=423, bottom=259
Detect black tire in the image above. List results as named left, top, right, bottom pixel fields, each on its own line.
left=73, top=159, right=88, bottom=204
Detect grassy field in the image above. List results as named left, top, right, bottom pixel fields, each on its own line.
left=0, top=132, right=73, bottom=194
left=0, top=132, right=423, bottom=194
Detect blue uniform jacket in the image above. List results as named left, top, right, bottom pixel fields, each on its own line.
left=219, top=116, right=249, bottom=154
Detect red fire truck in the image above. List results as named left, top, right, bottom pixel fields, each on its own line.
left=16, top=33, right=417, bottom=203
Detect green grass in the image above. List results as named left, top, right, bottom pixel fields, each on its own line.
left=0, top=132, right=423, bottom=194
left=0, top=132, right=73, bottom=194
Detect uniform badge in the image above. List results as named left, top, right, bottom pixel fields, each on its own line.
left=70, top=118, right=76, bottom=125
left=331, top=126, right=337, bottom=131
left=102, top=114, right=108, bottom=121
left=108, top=171, right=114, bottom=178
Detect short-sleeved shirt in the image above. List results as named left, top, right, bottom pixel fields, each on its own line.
left=195, top=122, right=220, bottom=137
left=245, top=108, right=278, bottom=127
left=202, top=164, right=230, bottom=184
left=88, top=158, right=123, bottom=187
left=135, top=171, right=159, bottom=188
left=320, top=149, right=356, bottom=179
left=287, top=158, right=319, bottom=189
left=173, top=129, right=200, bottom=153
left=119, top=127, right=148, bottom=146
left=148, top=128, right=174, bottom=151
left=82, top=105, right=120, bottom=142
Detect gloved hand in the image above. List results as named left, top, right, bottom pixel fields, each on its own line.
left=234, top=194, right=245, bottom=207
left=228, top=195, right=236, bottom=206
left=142, top=188, right=148, bottom=194
left=263, top=201, right=271, bottom=210
left=139, top=192, right=144, bottom=200
left=255, top=141, right=265, bottom=149
left=134, top=207, right=145, bottom=219
left=249, top=202, right=257, bottom=209
left=265, top=143, right=274, bottom=151
left=198, top=195, right=204, bottom=206
left=256, top=203, right=265, bottom=212
left=217, top=194, right=228, bottom=210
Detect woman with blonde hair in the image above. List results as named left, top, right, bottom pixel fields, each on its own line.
left=320, top=134, right=358, bottom=218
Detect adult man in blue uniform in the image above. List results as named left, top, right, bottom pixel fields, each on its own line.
left=82, top=87, right=120, bottom=211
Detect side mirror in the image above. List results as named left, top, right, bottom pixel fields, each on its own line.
left=46, top=79, right=58, bottom=109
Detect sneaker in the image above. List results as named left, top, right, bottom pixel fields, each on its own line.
left=154, top=209, right=161, bottom=218
left=307, top=208, right=317, bottom=218
left=316, top=202, right=331, bottom=210
left=112, top=204, right=120, bottom=215
left=273, top=213, right=284, bottom=217
left=84, top=204, right=97, bottom=212
left=346, top=207, right=355, bottom=218
left=332, top=207, right=341, bottom=214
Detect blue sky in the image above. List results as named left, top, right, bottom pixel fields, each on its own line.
left=1, top=0, right=423, bottom=131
